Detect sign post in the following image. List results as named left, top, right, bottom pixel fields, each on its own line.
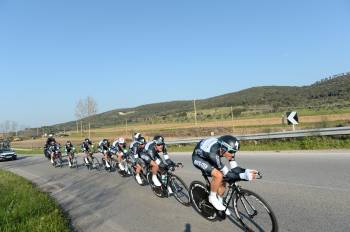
left=286, top=111, right=299, bottom=131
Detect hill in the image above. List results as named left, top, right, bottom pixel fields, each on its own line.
left=30, top=72, right=350, bottom=134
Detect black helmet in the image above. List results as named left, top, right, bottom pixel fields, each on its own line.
left=153, top=135, right=165, bottom=145
left=85, top=138, right=92, bottom=144
left=217, top=135, right=240, bottom=154
left=102, top=139, right=109, bottom=145
left=137, top=137, right=146, bottom=145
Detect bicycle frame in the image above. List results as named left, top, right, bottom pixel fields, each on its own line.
left=201, top=173, right=241, bottom=213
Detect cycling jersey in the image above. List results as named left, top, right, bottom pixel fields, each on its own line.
left=65, top=144, right=75, bottom=153
left=192, top=137, right=232, bottom=176
left=141, top=141, right=175, bottom=167
left=98, top=140, right=110, bottom=153
left=81, top=141, right=92, bottom=152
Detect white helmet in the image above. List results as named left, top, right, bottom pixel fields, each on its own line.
left=118, top=137, right=125, bottom=144
left=134, top=133, right=141, bottom=140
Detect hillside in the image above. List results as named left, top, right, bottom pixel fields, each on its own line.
left=33, top=72, right=350, bottom=133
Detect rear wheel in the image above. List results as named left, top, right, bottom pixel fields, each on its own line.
left=147, top=172, right=166, bottom=198
left=170, top=174, right=190, bottom=206
left=233, top=189, right=278, bottom=232
left=189, top=181, right=217, bottom=221
left=92, top=157, right=101, bottom=171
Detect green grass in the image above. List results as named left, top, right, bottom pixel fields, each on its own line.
left=0, top=169, right=71, bottom=232
left=14, top=148, right=43, bottom=155
left=168, top=136, right=350, bottom=152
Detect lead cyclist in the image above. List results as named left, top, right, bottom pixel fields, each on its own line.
left=192, top=135, right=258, bottom=215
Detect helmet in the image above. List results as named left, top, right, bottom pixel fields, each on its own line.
left=118, top=137, right=125, bottom=144
left=134, top=133, right=141, bottom=140
left=66, top=141, right=71, bottom=145
left=48, top=134, right=53, bottom=138
left=102, top=139, right=109, bottom=145
left=153, top=135, right=165, bottom=145
left=137, top=137, right=146, bottom=145
left=217, top=135, right=240, bottom=154
left=85, top=138, right=92, bottom=144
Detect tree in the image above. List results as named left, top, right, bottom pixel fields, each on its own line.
left=75, top=96, right=98, bottom=138
left=75, top=99, right=86, bottom=134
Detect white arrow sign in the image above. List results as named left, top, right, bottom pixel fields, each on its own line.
left=287, top=111, right=299, bottom=125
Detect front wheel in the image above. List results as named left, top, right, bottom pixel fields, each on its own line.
left=170, top=174, right=190, bottom=206
left=189, top=181, right=217, bottom=221
left=233, top=189, right=278, bottom=232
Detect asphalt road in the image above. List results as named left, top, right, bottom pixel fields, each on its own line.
left=1, top=151, right=350, bottom=232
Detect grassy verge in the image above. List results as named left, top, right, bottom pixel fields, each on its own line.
left=13, top=148, right=43, bottom=155
left=168, top=135, right=350, bottom=152
left=0, top=169, right=71, bottom=232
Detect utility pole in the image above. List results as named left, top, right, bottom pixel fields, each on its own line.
left=231, top=106, right=234, bottom=134
left=125, top=119, right=128, bottom=136
left=88, top=122, right=91, bottom=139
left=76, top=121, right=79, bottom=133
left=80, top=121, right=83, bottom=137
left=194, top=99, right=197, bottom=126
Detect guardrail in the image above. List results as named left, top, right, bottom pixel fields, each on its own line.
left=167, top=126, right=350, bottom=145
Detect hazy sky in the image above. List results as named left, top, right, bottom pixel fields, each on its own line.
left=1, top=0, right=349, bottom=127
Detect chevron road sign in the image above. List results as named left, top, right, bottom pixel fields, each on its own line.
left=287, top=111, right=299, bottom=125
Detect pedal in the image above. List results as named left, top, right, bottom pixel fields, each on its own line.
left=217, top=211, right=226, bottom=221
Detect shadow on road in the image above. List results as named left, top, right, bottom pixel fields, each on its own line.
left=184, top=223, right=191, bottom=232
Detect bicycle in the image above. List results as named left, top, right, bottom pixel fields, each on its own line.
left=52, top=150, right=63, bottom=168
left=101, top=155, right=117, bottom=172
left=67, top=152, right=79, bottom=169
left=131, top=158, right=149, bottom=186
left=147, top=163, right=191, bottom=206
left=189, top=172, right=278, bottom=232
left=84, top=152, right=101, bottom=171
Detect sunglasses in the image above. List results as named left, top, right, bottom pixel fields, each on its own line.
left=227, top=150, right=235, bottom=154
left=156, top=144, right=164, bottom=146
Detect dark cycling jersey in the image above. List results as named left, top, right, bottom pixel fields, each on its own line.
left=81, top=141, right=92, bottom=152
left=65, top=144, right=75, bottom=153
left=48, top=144, right=60, bottom=154
left=192, top=137, right=245, bottom=179
left=98, top=140, right=110, bottom=154
left=141, top=141, right=175, bottom=167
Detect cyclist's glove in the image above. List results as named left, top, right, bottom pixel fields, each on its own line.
left=239, top=169, right=256, bottom=181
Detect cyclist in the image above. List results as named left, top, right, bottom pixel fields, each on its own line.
left=99, top=139, right=112, bottom=169
left=49, top=141, right=61, bottom=165
left=81, top=138, right=94, bottom=165
left=129, top=136, right=147, bottom=185
left=44, top=134, right=56, bottom=159
left=141, top=135, right=176, bottom=189
left=129, top=132, right=142, bottom=149
left=192, top=135, right=258, bottom=215
left=112, top=137, right=128, bottom=174
left=65, top=141, right=76, bottom=167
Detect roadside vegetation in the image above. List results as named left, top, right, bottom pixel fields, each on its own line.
left=0, top=169, right=71, bottom=232
left=168, top=136, right=350, bottom=152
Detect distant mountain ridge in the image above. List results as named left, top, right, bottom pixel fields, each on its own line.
left=48, top=72, right=350, bottom=131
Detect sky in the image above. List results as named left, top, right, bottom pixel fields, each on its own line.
left=0, top=0, right=349, bottom=128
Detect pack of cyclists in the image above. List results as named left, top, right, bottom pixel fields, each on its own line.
left=43, top=132, right=258, bottom=214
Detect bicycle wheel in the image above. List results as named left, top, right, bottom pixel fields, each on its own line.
left=170, top=174, right=190, bottom=206
left=189, top=181, right=217, bottom=221
left=233, top=189, right=278, bottom=232
left=147, top=172, right=166, bottom=198
left=73, top=157, right=79, bottom=169
left=92, top=157, right=101, bottom=171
